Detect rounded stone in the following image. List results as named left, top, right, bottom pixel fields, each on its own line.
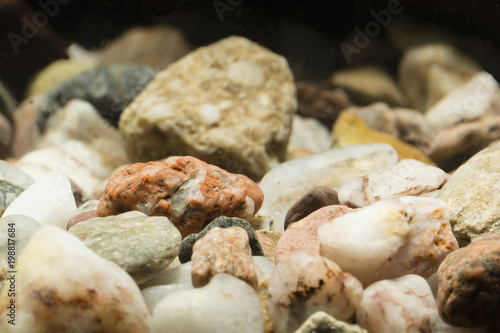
left=437, top=233, right=500, bottom=328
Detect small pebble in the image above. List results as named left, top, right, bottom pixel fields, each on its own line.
left=255, top=229, right=282, bottom=264
left=191, top=226, right=258, bottom=289
left=294, top=311, right=367, bottom=333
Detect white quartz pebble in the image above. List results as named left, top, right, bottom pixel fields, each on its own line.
left=152, top=273, right=263, bottom=333
left=338, top=159, right=450, bottom=208
left=3, top=172, right=77, bottom=229
left=267, top=252, right=363, bottom=333
left=356, top=274, right=438, bottom=333
left=0, top=225, right=151, bottom=332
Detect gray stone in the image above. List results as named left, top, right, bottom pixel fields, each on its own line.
left=437, top=143, right=500, bottom=246
left=294, top=311, right=368, bottom=333
left=0, top=180, right=25, bottom=215
left=119, top=36, right=297, bottom=180
left=37, top=64, right=157, bottom=128
left=179, top=216, right=264, bottom=263
left=140, top=262, right=192, bottom=289
left=0, top=113, right=12, bottom=159
left=69, top=211, right=182, bottom=283
left=0, top=160, right=34, bottom=189
left=0, top=215, right=42, bottom=262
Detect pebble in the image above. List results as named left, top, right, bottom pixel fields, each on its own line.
left=15, top=140, right=111, bottom=198
left=3, top=172, right=77, bottom=229
left=140, top=261, right=193, bottom=289
left=98, top=25, right=191, bottom=69
left=0, top=225, right=151, bottom=332
left=437, top=143, right=500, bottom=245
left=276, top=205, right=355, bottom=263
left=399, top=43, right=481, bottom=112
left=286, top=115, right=331, bottom=157
left=97, top=156, right=263, bottom=238
left=0, top=215, right=42, bottom=261
left=0, top=180, right=25, bottom=216
left=119, top=36, right=297, bottom=180
left=66, top=209, right=97, bottom=230
left=437, top=233, right=500, bottom=329
left=141, top=283, right=193, bottom=314
left=0, top=159, right=34, bottom=189
left=255, top=229, right=282, bottom=264
left=0, top=113, right=12, bottom=159
left=284, top=186, right=340, bottom=229
left=295, top=81, right=352, bottom=129
left=191, top=226, right=258, bottom=289
left=25, top=59, right=93, bottom=98
left=69, top=211, right=182, bottom=283
left=319, top=197, right=458, bottom=286
left=267, top=252, right=363, bottom=333
left=179, top=215, right=264, bottom=263
left=294, top=311, right=368, bottom=333
left=429, top=114, right=500, bottom=171
left=356, top=274, right=439, bottom=333
left=330, top=66, right=408, bottom=107
left=425, top=72, right=500, bottom=132
left=12, top=99, right=41, bottom=158
left=38, top=63, right=157, bottom=128
left=0, top=79, right=16, bottom=122
left=257, top=143, right=398, bottom=232
left=152, top=273, right=264, bottom=333
left=338, top=159, right=450, bottom=208
left=331, top=112, right=435, bottom=164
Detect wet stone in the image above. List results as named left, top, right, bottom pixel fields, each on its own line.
left=179, top=215, right=264, bottom=263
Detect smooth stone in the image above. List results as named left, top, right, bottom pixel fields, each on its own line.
left=294, top=311, right=368, bottom=333
left=338, top=159, right=450, bottom=208
left=26, top=59, right=93, bottom=98
left=252, top=256, right=275, bottom=280
left=0, top=180, right=25, bottom=216
left=0, top=215, right=42, bottom=262
left=152, top=273, right=263, bottom=333
left=0, top=113, right=12, bottom=159
left=191, top=226, right=258, bottom=289
left=76, top=199, right=99, bottom=212
left=255, top=229, right=282, bottom=264
left=0, top=225, right=151, bottom=332
left=319, top=197, right=458, bottom=286
left=257, top=143, right=398, bottom=232
left=12, top=98, right=41, bottom=158
left=437, top=144, right=500, bottom=245
left=141, top=283, right=193, bottom=314
left=425, top=72, right=500, bottom=132
left=437, top=233, right=500, bottom=329
left=429, top=115, right=500, bottom=171
left=356, top=274, right=438, bottom=333
left=180, top=215, right=263, bottom=263
left=346, top=102, right=399, bottom=137
left=66, top=210, right=97, bottom=230
left=267, top=252, right=363, bottom=333
left=0, top=160, right=34, bottom=189
left=3, top=172, right=77, bottom=229
left=98, top=25, right=191, bottom=69
left=284, top=186, right=340, bottom=229
left=276, top=205, right=355, bottom=264
left=38, top=63, right=157, bottom=128
left=140, top=262, right=193, bottom=289
left=331, top=112, right=435, bottom=165
left=399, top=43, right=481, bottom=112
left=69, top=211, right=181, bottom=284
left=37, top=99, right=128, bottom=172
left=295, top=81, right=352, bottom=129
left=287, top=115, right=331, bottom=156
left=119, top=36, right=296, bottom=180
left=330, top=66, right=408, bottom=107
left=15, top=140, right=112, bottom=198
left=97, top=156, right=263, bottom=238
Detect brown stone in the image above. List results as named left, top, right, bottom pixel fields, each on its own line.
left=191, top=226, right=258, bottom=289
left=66, top=210, right=97, bottom=230
left=284, top=186, right=340, bottom=230
left=255, top=229, right=282, bottom=264
left=437, top=233, right=500, bottom=328
left=276, top=205, right=355, bottom=264
left=12, top=98, right=41, bottom=158
left=96, top=156, right=263, bottom=238
left=296, top=81, right=352, bottom=129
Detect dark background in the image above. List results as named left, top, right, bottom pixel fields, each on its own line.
left=2, top=0, right=500, bottom=101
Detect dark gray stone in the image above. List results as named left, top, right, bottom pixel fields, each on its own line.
left=37, top=64, right=157, bottom=129
left=179, top=216, right=264, bottom=263
left=284, top=186, right=339, bottom=230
